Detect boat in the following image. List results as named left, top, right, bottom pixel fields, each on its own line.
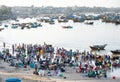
left=0, top=27, right=4, bottom=31
left=20, top=23, right=31, bottom=29
left=90, top=44, right=107, bottom=50
left=37, top=23, right=42, bottom=27
left=62, top=26, right=73, bottom=29
left=58, top=16, right=68, bottom=23
left=49, top=21, right=55, bottom=25
left=85, top=22, right=94, bottom=25
left=4, top=24, right=8, bottom=27
left=73, top=17, right=85, bottom=22
left=31, top=22, right=38, bottom=28
left=115, top=21, right=120, bottom=25
left=11, top=24, right=18, bottom=29
left=58, top=19, right=68, bottom=22
left=111, top=50, right=120, bottom=54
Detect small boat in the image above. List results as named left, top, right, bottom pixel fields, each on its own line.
left=90, top=44, right=107, bottom=50
left=62, top=26, right=73, bottom=29
left=37, top=23, right=42, bottom=27
left=0, top=28, right=4, bottom=31
left=115, top=21, right=120, bottom=25
left=85, top=22, right=94, bottom=25
left=73, top=17, right=85, bottom=22
left=4, top=24, right=8, bottom=27
left=111, top=50, right=120, bottom=54
left=11, top=24, right=18, bottom=29
left=20, top=23, right=31, bottom=29
left=49, top=22, right=55, bottom=25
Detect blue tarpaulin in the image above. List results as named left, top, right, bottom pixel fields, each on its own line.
left=5, top=78, right=21, bottom=82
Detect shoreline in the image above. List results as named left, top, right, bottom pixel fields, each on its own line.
left=0, top=59, right=120, bottom=82
left=0, top=42, right=120, bottom=82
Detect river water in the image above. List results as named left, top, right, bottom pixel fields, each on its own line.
left=0, top=19, right=120, bottom=77
left=0, top=19, right=120, bottom=52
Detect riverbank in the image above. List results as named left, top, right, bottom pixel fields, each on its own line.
left=0, top=58, right=120, bottom=82
left=0, top=59, right=53, bottom=82
left=0, top=42, right=120, bottom=81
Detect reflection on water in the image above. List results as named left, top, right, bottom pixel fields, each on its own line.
left=0, top=19, right=120, bottom=77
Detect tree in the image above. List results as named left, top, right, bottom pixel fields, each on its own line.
left=0, top=5, right=12, bottom=15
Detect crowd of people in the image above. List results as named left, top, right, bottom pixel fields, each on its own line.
left=0, top=42, right=120, bottom=79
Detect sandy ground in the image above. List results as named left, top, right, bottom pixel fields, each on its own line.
left=0, top=59, right=120, bottom=82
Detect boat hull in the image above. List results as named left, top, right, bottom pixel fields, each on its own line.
left=111, top=50, right=120, bottom=54
left=90, top=44, right=107, bottom=50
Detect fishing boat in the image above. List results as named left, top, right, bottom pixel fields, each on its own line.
left=20, top=23, right=31, bottom=29
left=73, top=17, right=85, bottom=22
left=11, top=24, right=19, bottom=29
left=85, top=22, right=94, bottom=25
left=111, top=49, right=120, bottom=54
left=58, top=16, right=68, bottom=23
left=58, top=19, right=68, bottom=22
left=115, top=21, right=120, bottom=25
left=62, top=26, right=73, bottom=28
left=0, top=27, right=4, bottom=31
left=49, top=21, right=55, bottom=25
left=31, top=22, right=38, bottom=28
left=90, top=44, right=107, bottom=50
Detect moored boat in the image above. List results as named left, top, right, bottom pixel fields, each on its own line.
left=115, top=21, right=120, bottom=25
left=85, top=22, right=94, bottom=25
left=0, top=27, right=4, bottom=31
left=62, top=26, right=73, bottom=29
left=73, top=17, right=85, bottom=22
left=49, top=21, right=55, bottom=25
left=11, top=24, right=19, bottom=29
left=90, top=44, right=107, bottom=50
left=111, top=49, right=120, bottom=54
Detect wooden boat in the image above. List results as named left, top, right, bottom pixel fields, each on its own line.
left=58, top=18, right=68, bottom=22
left=49, top=22, right=55, bottom=25
left=62, top=26, right=73, bottom=29
left=115, top=21, right=120, bottom=25
left=111, top=50, right=120, bottom=54
left=20, top=23, right=30, bottom=29
left=11, top=24, right=18, bottom=29
left=85, top=22, right=94, bottom=25
left=73, top=18, right=85, bottom=22
left=90, top=44, right=107, bottom=50
left=0, top=28, right=4, bottom=31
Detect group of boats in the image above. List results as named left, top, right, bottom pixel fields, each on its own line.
left=90, top=44, right=120, bottom=54
left=0, top=22, right=43, bottom=30
left=0, top=16, right=97, bottom=31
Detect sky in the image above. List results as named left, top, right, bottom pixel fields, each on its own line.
left=0, top=0, right=120, bottom=7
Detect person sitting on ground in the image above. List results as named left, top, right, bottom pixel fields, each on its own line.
left=47, top=70, right=52, bottom=76
left=38, top=68, right=45, bottom=76
left=60, top=66, right=65, bottom=72
left=9, top=59, right=15, bottom=66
